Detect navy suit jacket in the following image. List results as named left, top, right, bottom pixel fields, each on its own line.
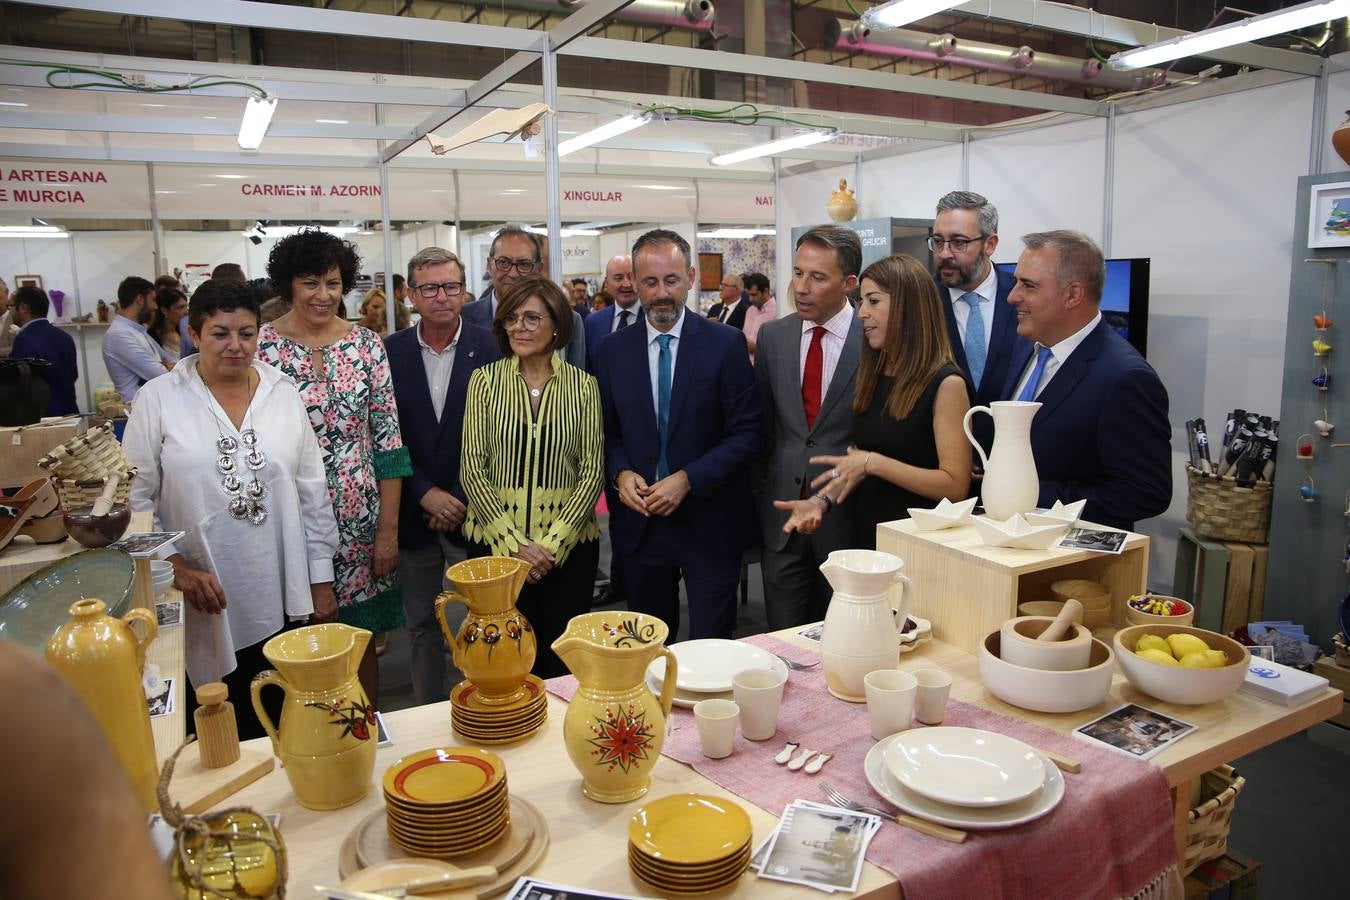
left=1001, top=317, right=1171, bottom=532
left=10, top=319, right=78, bottom=416
left=594, top=311, right=763, bottom=558
left=386, top=321, right=500, bottom=550
left=940, top=268, right=1028, bottom=453
left=462, top=288, right=587, bottom=370
left=583, top=303, right=643, bottom=372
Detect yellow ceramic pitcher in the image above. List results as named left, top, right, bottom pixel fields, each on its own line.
left=435, top=556, right=537, bottom=705
left=250, top=623, right=376, bottom=810
left=552, top=611, right=677, bottom=803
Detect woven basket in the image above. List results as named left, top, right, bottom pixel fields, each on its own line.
left=1184, top=465, right=1271, bottom=544
left=1183, top=765, right=1245, bottom=876
left=36, top=422, right=136, bottom=510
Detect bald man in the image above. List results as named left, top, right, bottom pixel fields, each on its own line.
left=584, top=254, right=642, bottom=372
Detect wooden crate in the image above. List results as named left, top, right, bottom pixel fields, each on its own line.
left=1312, top=658, right=1350, bottom=728
left=1172, top=528, right=1268, bottom=634
left=0, top=418, right=82, bottom=488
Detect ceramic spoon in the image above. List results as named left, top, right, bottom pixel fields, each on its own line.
left=787, top=747, right=817, bottom=771
left=1036, top=598, right=1083, bottom=642
left=774, top=741, right=799, bottom=765
left=803, top=752, right=832, bottom=775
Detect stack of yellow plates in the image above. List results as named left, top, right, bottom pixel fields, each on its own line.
left=450, top=674, right=548, bottom=744
left=383, top=747, right=511, bottom=858
left=627, top=794, right=752, bottom=894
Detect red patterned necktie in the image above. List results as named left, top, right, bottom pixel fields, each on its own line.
left=802, top=325, right=826, bottom=430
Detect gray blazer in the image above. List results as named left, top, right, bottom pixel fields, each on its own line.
left=753, top=310, right=863, bottom=552
left=462, top=288, right=587, bottom=370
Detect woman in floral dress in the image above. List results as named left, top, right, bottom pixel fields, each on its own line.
left=257, top=229, right=412, bottom=705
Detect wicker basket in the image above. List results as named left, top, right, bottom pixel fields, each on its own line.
left=36, top=421, right=136, bottom=510
left=1184, top=465, right=1271, bottom=544
left=1183, top=764, right=1245, bottom=876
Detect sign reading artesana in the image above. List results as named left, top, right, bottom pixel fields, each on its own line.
left=0, top=161, right=149, bottom=216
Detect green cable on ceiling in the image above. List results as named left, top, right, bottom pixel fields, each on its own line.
left=844, top=0, right=864, bottom=19
left=642, top=102, right=833, bottom=132
left=0, top=60, right=269, bottom=98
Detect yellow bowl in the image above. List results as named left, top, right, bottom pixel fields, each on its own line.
left=1113, top=624, right=1249, bottom=705
left=1123, top=594, right=1195, bottom=627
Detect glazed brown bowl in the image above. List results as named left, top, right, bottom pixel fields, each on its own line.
left=63, top=504, right=131, bottom=548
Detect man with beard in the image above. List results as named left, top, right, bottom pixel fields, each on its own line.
left=931, top=191, right=1027, bottom=455
left=102, top=275, right=174, bottom=403
left=594, top=229, right=762, bottom=640
left=584, top=254, right=642, bottom=371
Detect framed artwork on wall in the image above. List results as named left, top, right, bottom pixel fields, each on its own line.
left=14, top=275, right=42, bottom=290
left=697, top=252, right=722, bottom=291
left=1308, top=180, right=1350, bottom=248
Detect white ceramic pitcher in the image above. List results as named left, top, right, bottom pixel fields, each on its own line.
left=963, top=400, right=1042, bottom=521
left=819, top=549, right=913, bottom=702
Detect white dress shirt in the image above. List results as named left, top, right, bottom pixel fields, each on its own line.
left=945, top=263, right=997, bottom=352
left=124, top=356, right=339, bottom=687
left=417, top=320, right=460, bottom=421
left=611, top=302, right=640, bottom=333
left=1012, top=312, right=1103, bottom=400
left=0, top=308, right=16, bottom=357
left=798, top=302, right=854, bottom=391
left=645, top=307, right=686, bottom=415
left=103, top=314, right=174, bottom=403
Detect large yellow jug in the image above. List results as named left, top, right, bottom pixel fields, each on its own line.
left=435, top=556, right=537, bottom=705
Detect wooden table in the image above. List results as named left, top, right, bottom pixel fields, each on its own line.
left=215, top=628, right=1342, bottom=898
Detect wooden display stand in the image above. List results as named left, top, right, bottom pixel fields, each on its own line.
left=0, top=418, right=82, bottom=488
left=1172, top=527, right=1268, bottom=635
left=876, top=517, right=1149, bottom=654
left=1312, top=657, right=1350, bottom=729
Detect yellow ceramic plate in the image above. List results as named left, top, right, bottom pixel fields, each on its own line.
left=627, top=794, right=753, bottom=864
left=629, top=854, right=747, bottom=893
left=384, top=776, right=507, bottom=809
left=451, top=705, right=548, bottom=729
left=389, top=819, right=510, bottom=856
left=383, top=747, right=506, bottom=805
left=387, top=801, right=509, bottom=835
left=628, top=844, right=750, bottom=878
left=451, top=675, right=546, bottom=715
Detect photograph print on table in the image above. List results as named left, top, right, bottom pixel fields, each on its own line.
left=147, top=677, right=174, bottom=718
left=155, top=599, right=182, bottom=628
left=758, top=801, right=879, bottom=893
left=1058, top=526, right=1127, bottom=554
left=1074, top=703, right=1197, bottom=761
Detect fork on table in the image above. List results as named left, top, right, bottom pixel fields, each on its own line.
left=820, top=782, right=967, bottom=844
left=774, top=653, right=819, bottom=671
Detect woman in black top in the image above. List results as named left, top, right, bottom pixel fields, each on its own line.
left=775, top=254, right=973, bottom=547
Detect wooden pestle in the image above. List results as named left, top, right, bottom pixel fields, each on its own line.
left=193, top=682, right=241, bottom=768
left=1036, top=598, right=1083, bottom=642
left=90, top=472, right=121, bottom=517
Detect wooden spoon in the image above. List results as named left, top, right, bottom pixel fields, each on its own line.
left=1036, top=598, right=1083, bottom=642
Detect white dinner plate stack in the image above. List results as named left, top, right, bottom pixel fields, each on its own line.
left=644, top=639, right=789, bottom=708
left=864, top=726, right=1066, bottom=830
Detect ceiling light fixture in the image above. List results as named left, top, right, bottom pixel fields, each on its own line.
left=1109, top=0, right=1350, bottom=69
left=861, top=0, right=963, bottom=30
left=243, top=224, right=360, bottom=240
left=709, top=130, right=837, bottom=167
left=315, top=118, right=349, bottom=125
left=237, top=95, right=278, bottom=150
left=0, top=225, right=68, bottom=239
left=525, top=225, right=603, bottom=238
left=557, top=112, right=652, bottom=157
left=697, top=228, right=776, bottom=239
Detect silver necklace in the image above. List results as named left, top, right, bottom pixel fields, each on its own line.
left=202, top=369, right=269, bottom=525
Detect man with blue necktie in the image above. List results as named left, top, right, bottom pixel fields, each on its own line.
left=594, top=229, right=762, bottom=640
left=1003, top=230, right=1171, bottom=531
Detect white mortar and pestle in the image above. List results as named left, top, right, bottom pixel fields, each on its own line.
left=998, top=599, right=1092, bottom=671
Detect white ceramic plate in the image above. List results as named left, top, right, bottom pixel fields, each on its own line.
left=648, top=639, right=781, bottom=694
left=898, top=615, right=932, bottom=644
left=646, top=654, right=788, bottom=708
left=865, top=734, right=1064, bottom=830
left=882, top=726, right=1045, bottom=808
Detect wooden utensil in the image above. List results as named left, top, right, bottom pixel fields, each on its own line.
left=1038, top=748, right=1083, bottom=774
left=1036, top=598, right=1083, bottom=642
left=895, top=814, right=968, bottom=843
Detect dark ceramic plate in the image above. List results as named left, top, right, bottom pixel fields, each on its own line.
left=0, top=548, right=136, bottom=653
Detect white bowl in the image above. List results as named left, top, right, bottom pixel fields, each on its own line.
left=907, top=497, right=977, bottom=531
left=1114, top=625, right=1249, bottom=705
left=970, top=514, right=1070, bottom=550
left=999, top=617, right=1092, bottom=671
left=1023, top=499, right=1087, bottom=527
left=979, top=630, right=1115, bottom=713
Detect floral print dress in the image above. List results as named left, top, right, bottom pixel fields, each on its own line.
left=257, top=323, right=412, bottom=633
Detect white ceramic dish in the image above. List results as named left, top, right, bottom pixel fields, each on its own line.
left=648, top=639, right=781, bottom=694
left=865, top=735, right=1064, bottom=830
left=898, top=615, right=932, bottom=645
left=980, top=630, right=1116, bottom=714
left=998, top=617, right=1092, bottom=672
left=882, top=726, right=1044, bottom=808
left=907, top=497, right=978, bottom=532
left=897, top=635, right=932, bottom=656
left=647, top=655, right=788, bottom=708
left=971, top=514, right=1070, bottom=551
left=1023, top=499, right=1087, bottom=527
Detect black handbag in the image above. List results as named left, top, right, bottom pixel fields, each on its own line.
left=0, top=357, right=52, bottom=426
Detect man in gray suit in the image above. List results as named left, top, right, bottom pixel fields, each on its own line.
left=461, top=223, right=586, bottom=368
left=754, top=225, right=863, bottom=629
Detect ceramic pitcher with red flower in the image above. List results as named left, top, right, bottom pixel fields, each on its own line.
left=552, top=611, right=677, bottom=803
left=251, top=623, right=376, bottom=810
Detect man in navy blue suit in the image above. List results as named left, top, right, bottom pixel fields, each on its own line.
left=386, top=246, right=500, bottom=704
left=931, top=191, right=1029, bottom=457
left=1002, top=230, right=1171, bottom=532
left=583, top=254, right=641, bottom=372
left=594, top=229, right=762, bottom=640
left=9, top=285, right=78, bottom=416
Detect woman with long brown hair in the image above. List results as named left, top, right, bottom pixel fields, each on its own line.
left=776, top=253, right=972, bottom=547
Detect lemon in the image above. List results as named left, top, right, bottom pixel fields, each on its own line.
left=1166, top=633, right=1210, bottom=659
left=1137, top=648, right=1181, bottom=666
left=1136, top=634, right=1171, bottom=655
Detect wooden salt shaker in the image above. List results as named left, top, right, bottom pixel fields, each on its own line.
left=193, top=682, right=241, bottom=769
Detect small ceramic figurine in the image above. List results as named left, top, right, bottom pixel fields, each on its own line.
left=827, top=178, right=858, bottom=222
left=96, top=299, right=109, bottom=323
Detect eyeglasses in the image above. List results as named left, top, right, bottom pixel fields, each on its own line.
left=412, top=281, right=465, bottom=298
left=502, top=311, right=547, bottom=331
left=928, top=235, right=985, bottom=253
left=492, top=257, right=539, bottom=274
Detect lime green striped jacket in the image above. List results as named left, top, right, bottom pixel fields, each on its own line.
left=461, top=354, right=603, bottom=563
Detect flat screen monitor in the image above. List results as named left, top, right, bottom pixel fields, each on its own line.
left=995, top=258, right=1150, bottom=357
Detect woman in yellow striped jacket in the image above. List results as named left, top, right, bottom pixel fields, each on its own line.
left=461, top=275, right=604, bottom=677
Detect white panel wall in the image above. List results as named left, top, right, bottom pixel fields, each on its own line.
left=166, top=232, right=248, bottom=283
left=856, top=144, right=963, bottom=222
left=775, top=163, right=853, bottom=314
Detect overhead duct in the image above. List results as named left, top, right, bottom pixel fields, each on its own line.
left=440, top=0, right=716, bottom=31
left=827, top=19, right=1166, bottom=92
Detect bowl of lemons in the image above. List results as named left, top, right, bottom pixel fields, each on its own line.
left=1114, top=624, right=1249, bottom=705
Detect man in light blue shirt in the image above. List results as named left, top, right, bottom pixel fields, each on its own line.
left=103, top=275, right=173, bottom=403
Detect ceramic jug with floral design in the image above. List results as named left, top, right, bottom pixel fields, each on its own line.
left=552, top=612, right=677, bottom=803
left=250, top=623, right=376, bottom=810
left=435, top=556, right=537, bottom=705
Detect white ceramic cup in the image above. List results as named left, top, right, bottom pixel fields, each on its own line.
left=692, top=698, right=740, bottom=759
left=863, top=668, right=917, bottom=740
left=732, top=668, right=787, bottom=741
left=912, top=667, right=953, bottom=725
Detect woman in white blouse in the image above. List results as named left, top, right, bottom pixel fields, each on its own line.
left=124, top=278, right=339, bottom=739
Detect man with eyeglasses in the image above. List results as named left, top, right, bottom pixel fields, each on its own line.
left=460, top=223, right=586, bottom=369
left=385, top=246, right=501, bottom=705
left=708, top=274, right=750, bottom=330
left=930, top=192, right=1028, bottom=458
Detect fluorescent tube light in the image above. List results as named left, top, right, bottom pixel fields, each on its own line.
left=237, top=95, right=278, bottom=150
left=709, top=131, right=836, bottom=167
left=697, top=229, right=776, bottom=239
left=862, top=0, right=962, bottom=30
left=557, top=112, right=651, bottom=157
left=0, top=226, right=69, bottom=239
left=524, top=226, right=603, bottom=238
left=1110, top=0, right=1350, bottom=69
left=241, top=225, right=360, bottom=239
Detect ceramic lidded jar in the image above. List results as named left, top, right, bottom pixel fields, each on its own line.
left=552, top=612, right=678, bottom=803
left=44, top=598, right=160, bottom=811
left=435, top=556, right=537, bottom=705
left=819, top=549, right=912, bottom=702
left=827, top=178, right=859, bottom=222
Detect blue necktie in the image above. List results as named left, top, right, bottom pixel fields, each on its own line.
left=960, top=292, right=986, bottom=389
left=617, top=309, right=632, bottom=331
left=656, top=334, right=673, bottom=479
left=1017, top=346, right=1054, bottom=402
